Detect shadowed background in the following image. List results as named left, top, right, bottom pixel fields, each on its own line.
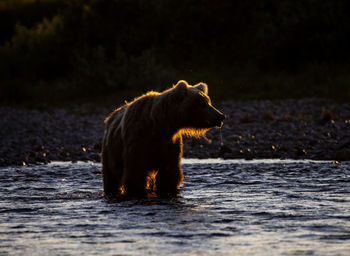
left=1, top=0, right=349, bottom=106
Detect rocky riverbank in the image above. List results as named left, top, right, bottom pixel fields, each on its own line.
left=1, top=98, right=350, bottom=167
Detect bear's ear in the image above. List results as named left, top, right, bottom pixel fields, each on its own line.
left=174, top=80, right=188, bottom=96
left=194, top=82, right=208, bottom=95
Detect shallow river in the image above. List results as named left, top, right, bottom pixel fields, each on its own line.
left=1, top=159, right=350, bottom=255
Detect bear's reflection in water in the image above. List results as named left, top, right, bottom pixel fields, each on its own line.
left=106, top=171, right=182, bottom=201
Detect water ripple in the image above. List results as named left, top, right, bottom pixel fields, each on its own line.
left=0, top=160, right=350, bottom=255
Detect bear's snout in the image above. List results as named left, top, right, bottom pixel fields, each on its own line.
left=208, top=108, right=225, bottom=128
left=215, top=113, right=225, bottom=127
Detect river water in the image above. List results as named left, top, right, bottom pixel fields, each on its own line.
left=1, top=159, right=350, bottom=255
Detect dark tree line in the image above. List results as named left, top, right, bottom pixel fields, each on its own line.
left=1, top=0, right=350, bottom=104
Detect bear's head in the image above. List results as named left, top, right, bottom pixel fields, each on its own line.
left=173, top=80, right=225, bottom=135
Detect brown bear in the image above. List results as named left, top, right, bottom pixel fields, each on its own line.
left=101, top=80, right=225, bottom=196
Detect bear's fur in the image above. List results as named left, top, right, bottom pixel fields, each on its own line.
left=101, top=80, right=225, bottom=196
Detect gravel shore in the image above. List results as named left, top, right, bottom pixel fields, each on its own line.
left=1, top=99, right=350, bottom=167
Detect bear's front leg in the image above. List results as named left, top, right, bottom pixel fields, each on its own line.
left=156, top=163, right=183, bottom=195
left=156, top=138, right=184, bottom=195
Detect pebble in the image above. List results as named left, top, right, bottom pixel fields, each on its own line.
left=0, top=98, right=350, bottom=166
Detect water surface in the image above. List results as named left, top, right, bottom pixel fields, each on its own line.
left=1, top=159, right=350, bottom=255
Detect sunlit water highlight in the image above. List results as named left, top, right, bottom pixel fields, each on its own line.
left=1, top=159, right=350, bottom=255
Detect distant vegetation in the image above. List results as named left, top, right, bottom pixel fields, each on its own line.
left=1, top=0, right=350, bottom=106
